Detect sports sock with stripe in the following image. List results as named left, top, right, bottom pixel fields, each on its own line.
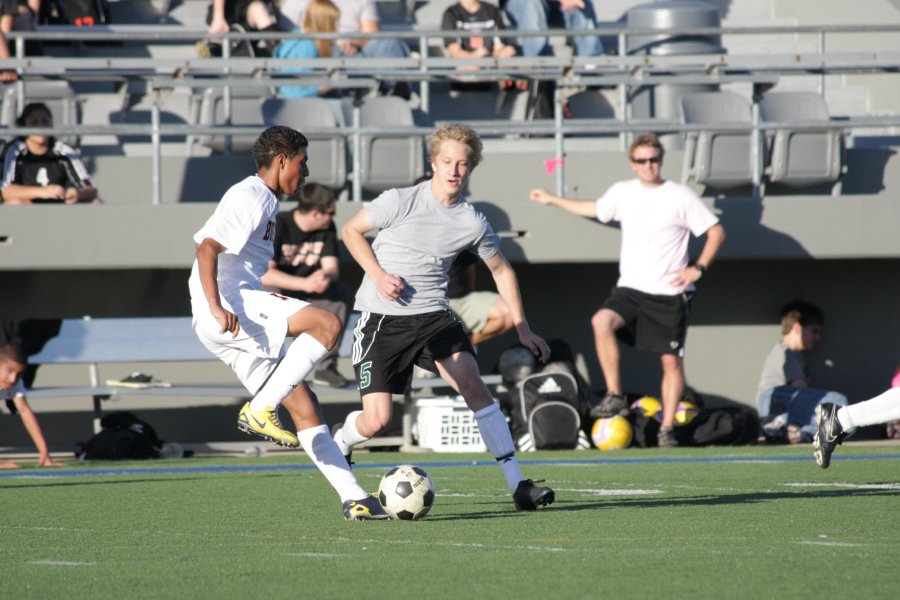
left=475, top=402, right=524, bottom=492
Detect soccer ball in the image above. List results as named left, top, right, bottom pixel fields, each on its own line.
left=377, top=464, right=435, bottom=521
left=630, top=396, right=662, bottom=421
left=591, top=415, right=633, bottom=450
left=675, top=401, right=700, bottom=426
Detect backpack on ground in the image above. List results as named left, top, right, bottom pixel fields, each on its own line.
left=512, top=371, right=588, bottom=450
left=75, top=411, right=162, bottom=460
left=680, top=407, right=760, bottom=446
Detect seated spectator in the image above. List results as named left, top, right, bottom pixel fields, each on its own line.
left=1, top=102, right=101, bottom=205
left=441, top=0, right=527, bottom=90
left=756, top=300, right=848, bottom=443
left=501, top=0, right=604, bottom=58
left=201, top=0, right=283, bottom=57
left=0, top=343, right=64, bottom=468
left=0, top=27, right=17, bottom=81
left=274, top=0, right=341, bottom=99
left=279, top=0, right=408, bottom=60
left=260, top=182, right=352, bottom=388
left=448, top=250, right=515, bottom=347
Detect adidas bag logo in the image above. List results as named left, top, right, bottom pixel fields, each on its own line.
left=537, top=377, right=563, bottom=394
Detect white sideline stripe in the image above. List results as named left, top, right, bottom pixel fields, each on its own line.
left=562, top=488, right=663, bottom=496
left=795, top=541, right=868, bottom=547
left=287, top=552, right=349, bottom=558
left=782, top=482, right=900, bottom=490
left=28, top=560, right=96, bottom=566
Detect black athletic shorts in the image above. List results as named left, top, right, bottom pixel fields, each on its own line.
left=351, top=310, right=473, bottom=395
left=602, top=286, right=692, bottom=357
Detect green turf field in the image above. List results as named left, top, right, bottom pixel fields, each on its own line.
left=2, top=444, right=898, bottom=599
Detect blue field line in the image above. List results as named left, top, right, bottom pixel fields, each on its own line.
left=0, top=453, right=897, bottom=479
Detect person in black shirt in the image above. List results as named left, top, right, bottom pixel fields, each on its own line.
left=262, top=182, right=352, bottom=387
left=1, top=103, right=100, bottom=204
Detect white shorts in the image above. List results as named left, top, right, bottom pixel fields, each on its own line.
left=192, top=289, right=309, bottom=394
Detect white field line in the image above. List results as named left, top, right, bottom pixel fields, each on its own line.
left=782, top=482, right=900, bottom=490
left=794, top=541, right=868, bottom=547
left=27, top=560, right=96, bottom=566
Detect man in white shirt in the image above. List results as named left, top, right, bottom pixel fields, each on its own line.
left=530, top=133, right=726, bottom=447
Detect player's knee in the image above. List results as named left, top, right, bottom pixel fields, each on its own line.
left=660, top=354, right=682, bottom=371
left=591, top=310, right=613, bottom=334
left=317, top=311, right=342, bottom=350
left=361, top=409, right=392, bottom=435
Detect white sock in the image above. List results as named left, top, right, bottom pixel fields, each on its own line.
left=474, top=402, right=524, bottom=492
left=333, top=410, right=367, bottom=456
left=297, top=424, right=367, bottom=502
left=250, top=333, right=328, bottom=410
left=838, top=387, right=900, bottom=430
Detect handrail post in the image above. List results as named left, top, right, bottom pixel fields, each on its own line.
left=419, top=34, right=429, bottom=115
left=151, top=89, right=162, bottom=206
left=352, top=94, right=363, bottom=203
left=223, top=37, right=233, bottom=156
left=554, top=85, right=565, bottom=196
left=751, top=102, right=762, bottom=200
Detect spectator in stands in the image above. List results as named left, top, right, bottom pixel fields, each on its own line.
left=200, top=0, right=283, bottom=57
left=529, top=133, right=725, bottom=448
left=756, top=300, right=849, bottom=444
left=448, top=250, right=515, bottom=347
left=273, top=0, right=341, bottom=98
left=501, top=0, right=604, bottom=58
left=261, top=182, right=352, bottom=388
left=279, top=0, right=409, bottom=60
left=441, top=0, right=527, bottom=90
left=0, top=27, right=17, bottom=81
left=0, top=343, right=64, bottom=468
left=1, top=102, right=101, bottom=205
left=1, top=1, right=39, bottom=56
left=190, top=126, right=388, bottom=519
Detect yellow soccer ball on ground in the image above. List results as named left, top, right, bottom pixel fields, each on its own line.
left=630, top=396, right=662, bottom=421
left=675, top=401, right=700, bottom=426
left=591, top=415, right=633, bottom=450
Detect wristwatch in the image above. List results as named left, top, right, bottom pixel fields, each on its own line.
left=693, top=263, right=706, bottom=274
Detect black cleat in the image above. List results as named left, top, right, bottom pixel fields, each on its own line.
left=513, top=479, right=555, bottom=511
left=813, top=402, right=846, bottom=469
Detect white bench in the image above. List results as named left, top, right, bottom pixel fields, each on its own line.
left=26, top=316, right=501, bottom=449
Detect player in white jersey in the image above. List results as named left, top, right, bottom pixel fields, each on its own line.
left=530, top=133, right=726, bottom=447
left=813, top=387, right=900, bottom=468
left=333, top=123, right=556, bottom=511
left=189, top=126, right=387, bottom=519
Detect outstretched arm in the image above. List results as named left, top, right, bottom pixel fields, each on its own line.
left=483, top=252, right=550, bottom=362
left=13, top=395, right=63, bottom=467
left=342, top=208, right=405, bottom=302
left=529, top=188, right=598, bottom=218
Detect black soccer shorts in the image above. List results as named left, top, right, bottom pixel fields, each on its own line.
left=351, top=310, right=473, bottom=395
left=602, top=286, right=692, bottom=357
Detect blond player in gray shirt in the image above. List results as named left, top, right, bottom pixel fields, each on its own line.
left=334, top=123, right=555, bottom=511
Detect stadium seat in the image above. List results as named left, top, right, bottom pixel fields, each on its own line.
left=0, top=81, right=81, bottom=148
left=262, top=97, right=348, bottom=190
left=192, top=85, right=273, bottom=154
left=358, top=96, right=424, bottom=193
left=680, top=91, right=755, bottom=190
left=759, top=91, right=844, bottom=189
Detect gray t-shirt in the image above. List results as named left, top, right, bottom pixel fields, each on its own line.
left=757, top=340, right=808, bottom=398
left=354, top=181, right=500, bottom=316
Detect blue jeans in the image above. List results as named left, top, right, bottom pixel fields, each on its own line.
left=335, top=38, right=409, bottom=59
left=758, top=386, right=848, bottom=441
left=503, top=0, right=604, bottom=57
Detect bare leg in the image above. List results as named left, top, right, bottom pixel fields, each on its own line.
left=592, top=308, right=625, bottom=395
left=470, top=298, right=514, bottom=346
left=659, top=354, right=684, bottom=430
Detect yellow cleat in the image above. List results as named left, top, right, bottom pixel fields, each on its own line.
left=343, top=495, right=390, bottom=521
left=237, top=402, right=299, bottom=448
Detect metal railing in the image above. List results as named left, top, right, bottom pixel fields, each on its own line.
left=1, top=24, right=898, bottom=203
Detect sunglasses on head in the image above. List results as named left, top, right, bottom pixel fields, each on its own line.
left=631, top=156, right=662, bottom=165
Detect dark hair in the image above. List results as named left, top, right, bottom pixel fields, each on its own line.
left=296, top=182, right=335, bottom=214
left=16, top=102, right=53, bottom=127
left=780, top=300, right=824, bottom=335
left=251, top=126, right=308, bottom=169
left=0, top=343, right=25, bottom=365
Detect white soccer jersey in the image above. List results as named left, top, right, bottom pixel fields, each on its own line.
left=596, top=179, right=719, bottom=296
left=188, top=175, right=279, bottom=311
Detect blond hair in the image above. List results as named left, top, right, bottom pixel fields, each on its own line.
left=304, top=0, right=340, bottom=58
left=429, top=123, right=483, bottom=169
left=629, top=133, right=665, bottom=161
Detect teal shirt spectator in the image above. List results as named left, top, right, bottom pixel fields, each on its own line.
left=274, top=33, right=319, bottom=98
